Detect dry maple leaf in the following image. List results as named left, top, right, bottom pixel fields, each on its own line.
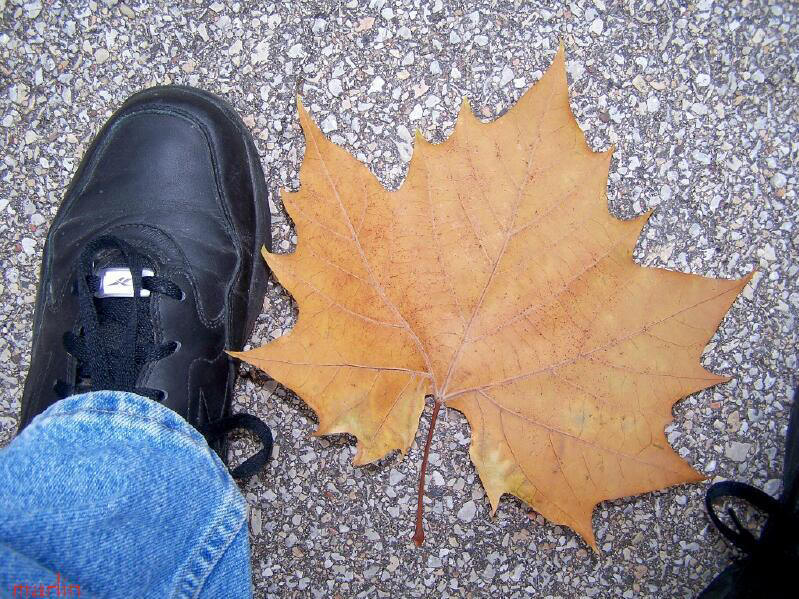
left=235, top=44, right=750, bottom=550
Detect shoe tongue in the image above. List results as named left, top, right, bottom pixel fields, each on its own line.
left=91, top=246, right=154, bottom=299
left=91, top=244, right=155, bottom=268
left=87, top=245, right=156, bottom=356
left=95, top=267, right=154, bottom=299
left=93, top=246, right=126, bottom=269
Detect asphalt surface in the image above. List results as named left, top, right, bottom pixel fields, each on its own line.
left=1, top=1, right=797, bottom=597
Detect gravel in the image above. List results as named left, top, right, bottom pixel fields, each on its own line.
left=1, top=1, right=797, bottom=597
left=457, top=500, right=478, bottom=523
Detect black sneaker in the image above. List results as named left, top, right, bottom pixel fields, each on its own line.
left=700, top=387, right=799, bottom=598
left=19, top=86, right=272, bottom=478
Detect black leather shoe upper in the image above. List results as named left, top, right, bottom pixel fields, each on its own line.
left=20, top=86, right=271, bottom=447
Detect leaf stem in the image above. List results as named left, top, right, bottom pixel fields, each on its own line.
left=412, top=398, right=441, bottom=547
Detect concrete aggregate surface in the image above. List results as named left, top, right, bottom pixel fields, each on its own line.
left=1, top=0, right=797, bottom=597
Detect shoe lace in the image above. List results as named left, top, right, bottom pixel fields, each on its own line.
left=706, top=481, right=798, bottom=554
left=705, top=387, right=799, bottom=576
left=57, top=235, right=272, bottom=478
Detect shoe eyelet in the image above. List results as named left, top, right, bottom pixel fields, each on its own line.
left=177, top=288, right=186, bottom=302
left=170, top=340, right=181, bottom=354
left=156, top=390, right=168, bottom=402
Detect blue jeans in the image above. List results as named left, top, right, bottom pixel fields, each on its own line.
left=0, top=391, right=252, bottom=598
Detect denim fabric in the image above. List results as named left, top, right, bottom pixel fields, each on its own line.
left=0, top=391, right=252, bottom=598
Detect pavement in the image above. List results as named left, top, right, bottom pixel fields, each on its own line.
left=1, top=0, right=797, bottom=597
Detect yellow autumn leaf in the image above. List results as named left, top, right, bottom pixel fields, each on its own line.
left=235, top=44, right=750, bottom=550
